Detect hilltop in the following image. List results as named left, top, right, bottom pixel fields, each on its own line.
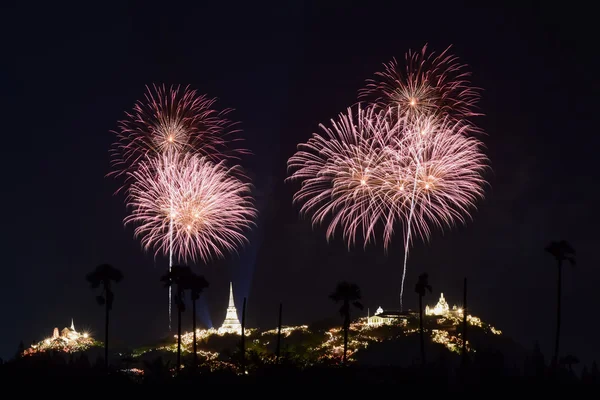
left=116, top=292, right=524, bottom=375
left=19, top=292, right=526, bottom=376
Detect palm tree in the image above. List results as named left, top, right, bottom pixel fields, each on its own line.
left=415, top=272, right=432, bottom=365
left=187, top=272, right=209, bottom=368
left=276, top=303, right=283, bottom=360
left=329, top=281, right=363, bottom=364
left=160, top=265, right=192, bottom=373
left=559, top=354, right=579, bottom=373
left=85, top=263, right=123, bottom=370
left=545, top=240, right=576, bottom=367
left=143, top=356, right=172, bottom=384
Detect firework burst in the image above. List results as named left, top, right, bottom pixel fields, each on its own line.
left=381, top=115, right=488, bottom=243
left=358, top=45, right=481, bottom=127
left=109, top=84, right=246, bottom=188
left=124, top=151, right=257, bottom=264
left=287, top=107, right=487, bottom=250
left=287, top=104, right=488, bottom=309
left=287, top=105, right=404, bottom=249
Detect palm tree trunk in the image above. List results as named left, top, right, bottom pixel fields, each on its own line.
left=177, top=288, right=182, bottom=373
left=241, top=297, right=246, bottom=374
left=343, top=317, right=349, bottom=365
left=461, top=277, right=468, bottom=366
left=104, top=289, right=109, bottom=371
left=419, top=294, right=425, bottom=365
left=553, top=261, right=562, bottom=367
left=276, top=303, right=282, bottom=360
left=343, top=300, right=349, bottom=365
left=192, top=298, right=197, bottom=369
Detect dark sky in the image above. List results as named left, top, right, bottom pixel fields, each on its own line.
left=1, top=1, right=598, bottom=366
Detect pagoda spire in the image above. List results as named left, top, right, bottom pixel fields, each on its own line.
left=70, top=318, right=75, bottom=331
left=228, top=281, right=235, bottom=308
left=218, top=281, right=242, bottom=334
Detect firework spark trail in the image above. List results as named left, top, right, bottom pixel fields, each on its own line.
left=391, top=117, right=487, bottom=308
left=394, top=118, right=488, bottom=241
left=287, top=105, right=403, bottom=250
left=399, top=134, right=422, bottom=312
left=358, top=45, right=486, bottom=309
left=110, top=84, right=248, bottom=330
left=168, top=204, right=173, bottom=332
left=287, top=104, right=488, bottom=249
left=109, top=83, right=247, bottom=191
left=391, top=116, right=435, bottom=311
left=288, top=102, right=488, bottom=309
left=125, top=151, right=257, bottom=265
left=358, top=44, right=482, bottom=131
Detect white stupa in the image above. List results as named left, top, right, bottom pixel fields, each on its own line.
left=218, top=282, right=242, bottom=335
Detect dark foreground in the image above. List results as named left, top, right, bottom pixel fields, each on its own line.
left=1, top=351, right=599, bottom=387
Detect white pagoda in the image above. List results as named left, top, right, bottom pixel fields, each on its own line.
left=218, top=282, right=242, bottom=335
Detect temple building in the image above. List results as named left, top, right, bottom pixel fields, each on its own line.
left=23, top=319, right=94, bottom=356
left=218, top=282, right=242, bottom=335
left=53, top=319, right=86, bottom=341
left=367, top=306, right=408, bottom=327
left=425, top=293, right=463, bottom=317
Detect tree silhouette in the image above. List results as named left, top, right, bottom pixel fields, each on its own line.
left=241, top=297, right=247, bottom=374
left=415, top=272, right=432, bottom=365
left=592, top=361, right=599, bottom=383
left=559, top=354, right=579, bottom=373
left=143, top=356, right=172, bottom=384
left=329, top=282, right=363, bottom=364
left=545, top=240, right=576, bottom=367
left=187, top=272, right=209, bottom=369
left=530, top=340, right=546, bottom=379
left=160, top=265, right=192, bottom=373
left=581, top=365, right=590, bottom=383
left=276, top=303, right=283, bottom=360
left=14, top=340, right=24, bottom=360
left=86, top=263, right=123, bottom=370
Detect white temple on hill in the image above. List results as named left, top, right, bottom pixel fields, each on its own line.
left=425, top=293, right=463, bottom=316
left=366, top=306, right=408, bottom=327
left=218, top=282, right=242, bottom=335
left=51, top=319, right=87, bottom=341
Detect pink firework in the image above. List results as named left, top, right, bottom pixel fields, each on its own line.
left=287, top=105, right=404, bottom=249
left=124, top=151, right=256, bottom=264
left=287, top=107, right=487, bottom=249
left=381, top=115, right=488, bottom=244
left=379, top=114, right=487, bottom=308
left=287, top=106, right=488, bottom=309
left=290, top=46, right=488, bottom=310
left=110, top=84, right=246, bottom=185
left=358, top=45, right=481, bottom=127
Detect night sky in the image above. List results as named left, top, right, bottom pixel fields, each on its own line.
left=2, top=1, right=598, bottom=366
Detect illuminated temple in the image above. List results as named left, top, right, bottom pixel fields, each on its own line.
left=54, top=319, right=87, bottom=341
left=218, top=282, right=242, bottom=335
left=366, top=307, right=408, bottom=327
left=366, top=293, right=464, bottom=327
left=23, top=318, right=95, bottom=356
left=425, top=293, right=462, bottom=316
